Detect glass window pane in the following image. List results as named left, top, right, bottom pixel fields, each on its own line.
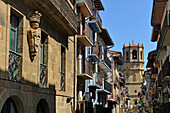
left=10, top=29, right=16, bottom=51
left=10, top=14, right=19, bottom=52
left=40, top=44, right=43, bottom=64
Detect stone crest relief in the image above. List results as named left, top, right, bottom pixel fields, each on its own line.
left=28, top=11, right=42, bottom=61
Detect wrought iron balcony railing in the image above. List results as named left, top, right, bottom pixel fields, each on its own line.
left=60, top=72, right=65, bottom=91
left=39, top=64, right=47, bottom=88
left=103, top=80, right=112, bottom=93
left=55, top=0, right=77, bottom=31
left=157, top=10, right=170, bottom=51
left=85, top=23, right=93, bottom=43
left=104, top=54, right=111, bottom=69
left=161, top=55, right=170, bottom=81
left=158, top=70, right=162, bottom=87
left=91, top=43, right=102, bottom=59
left=96, top=11, right=102, bottom=28
left=8, top=50, right=21, bottom=82
left=80, top=59, right=93, bottom=77
left=151, top=66, right=158, bottom=75
left=96, top=73, right=103, bottom=87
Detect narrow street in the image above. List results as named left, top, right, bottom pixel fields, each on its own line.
left=0, top=0, right=169, bottom=113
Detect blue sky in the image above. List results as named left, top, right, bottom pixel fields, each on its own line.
left=100, top=0, right=157, bottom=70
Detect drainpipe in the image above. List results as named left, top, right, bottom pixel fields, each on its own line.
left=73, top=1, right=77, bottom=112
left=73, top=35, right=77, bottom=113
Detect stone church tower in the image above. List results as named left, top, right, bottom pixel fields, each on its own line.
left=123, top=41, right=144, bottom=111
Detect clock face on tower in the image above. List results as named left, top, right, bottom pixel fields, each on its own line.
left=133, top=65, right=137, bottom=68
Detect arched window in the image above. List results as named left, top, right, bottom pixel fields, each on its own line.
left=36, top=99, right=49, bottom=113
left=132, top=50, right=137, bottom=59
left=126, top=52, right=129, bottom=60
left=141, top=51, right=143, bottom=60
left=1, top=98, right=18, bottom=113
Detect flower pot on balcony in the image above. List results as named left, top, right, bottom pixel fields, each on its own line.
left=90, top=16, right=95, bottom=21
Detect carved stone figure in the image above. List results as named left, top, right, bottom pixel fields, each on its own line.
left=28, top=11, right=42, bottom=61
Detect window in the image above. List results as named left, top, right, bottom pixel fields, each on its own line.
left=60, top=45, right=66, bottom=91
left=10, top=14, right=19, bottom=52
left=126, top=52, right=129, bottom=60
left=134, top=101, right=137, bottom=105
left=40, top=33, right=46, bottom=64
left=8, top=12, right=21, bottom=82
left=40, top=32, right=47, bottom=88
left=132, top=50, right=137, bottom=59
left=133, top=74, right=136, bottom=82
left=141, top=51, right=143, bottom=60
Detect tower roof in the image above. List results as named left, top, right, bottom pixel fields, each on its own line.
left=125, top=44, right=138, bottom=47
left=123, top=41, right=143, bottom=48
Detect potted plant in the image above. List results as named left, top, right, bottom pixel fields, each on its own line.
left=90, top=16, right=96, bottom=21
left=82, top=30, right=85, bottom=35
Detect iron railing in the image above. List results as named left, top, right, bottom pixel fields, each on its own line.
left=158, top=70, right=162, bottom=86
left=82, top=59, right=93, bottom=77
left=52, top=0, right=77, bottom=30
left=92, top=43, right=102, bottom=59
left=85, top=23, right=93, bottom=43
left=96, top=11, right=102, bottom=28
left=157, top=10, right=170, bottom=51
left=161, top=56, right=170, bottom=81
left=39, top=64, right=47, bottom=88
left=103, top=80, right=112, bottom=93
left=60, top=72, right=65, bottom=91
left=104, top=54, right=111, bottom=69
left=96, top=73, right=103, bottom=87
left=151, top=66, right=158, bottom=75
left=8, top=50, right=21, bottom=82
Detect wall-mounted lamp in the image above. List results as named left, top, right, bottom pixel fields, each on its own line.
left=66, top=97, right=73, bottom=103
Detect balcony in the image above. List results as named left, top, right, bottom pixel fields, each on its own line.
left=89, top=14, right=102, bottom=33
left=76, top=0, right=93, bottom=17
left=8, top=50, right=21, bottom=82
left=77, top=59, right=93, bottom=79
left=39, top=64, right=47, bottom=88
left=89, top=43, right=101, bottom=62
left=96, top=73, right=103, bottom=88
left=99, top=28, right=114, bottom=46
left=103, top=80, right=112, bottom=94
left=77, top=23, right=93, bottom=46
left=25, top=0, right=77, bottom=35
left=157, top=10, right=170, bottom=60
left=98, top=55, right=112, bottom=72
left=161, top=56, right=170, bottom=82
left=96, top=12, right=102, bottom=28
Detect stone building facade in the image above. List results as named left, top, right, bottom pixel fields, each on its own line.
left=0, top=0, right=76, bottom=113
left=123, top=42, right=144, bottom=112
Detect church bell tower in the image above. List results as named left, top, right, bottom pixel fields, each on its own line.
left=123, top=41, right=144, bottom=111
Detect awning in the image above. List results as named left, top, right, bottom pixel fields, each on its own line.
left=98, top=89, right=112, bottom=95
left=98, top=61, right=112, bottom=72
left=89, top=85, right=101, bottom=89
left=99, top=28, right=114, bottom=46
left=94, top=0, right=104, bottom=11
left=88, top=54, right=100, bottom=62
left=77, top=73, right=92, bottom=80
left=77, top=35, right=93, bottom=46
